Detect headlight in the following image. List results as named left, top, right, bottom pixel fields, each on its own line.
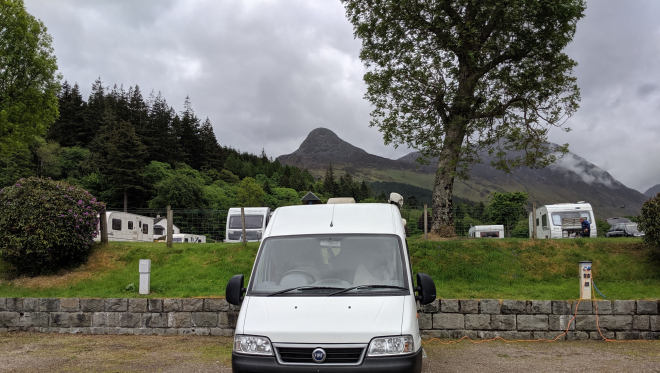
left=233, top=335, right=273, bottom=355
left=367, top=335, right=414, bottom=356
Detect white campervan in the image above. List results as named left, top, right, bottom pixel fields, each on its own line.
left=94, top=211, right=153, bottom=242
left=529, top=202, right=596, bottom=239
left=225, top=207, right=271, bottom=243
left=225, top=194, right=434, bottom=373
left=468, top=225, right=505, bottom=238
left=172, top=233, right=206, bottom=243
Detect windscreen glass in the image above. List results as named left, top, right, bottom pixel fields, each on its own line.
left=249, top=235, right=408, bottom=295
left=625, top=224, right=639, bottom=233
left=551, top=211, right=591, bottom=226
left=229, top=215, right=263, bottom=229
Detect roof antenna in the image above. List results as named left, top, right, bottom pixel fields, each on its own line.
left=330, top=203, right=336, bottom=227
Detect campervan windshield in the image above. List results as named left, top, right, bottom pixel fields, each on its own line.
left=228, top=215, right=263, bottom=229
left=249, top=234, right=409, bottom=296
left=551, top=211, right=591, bottom=225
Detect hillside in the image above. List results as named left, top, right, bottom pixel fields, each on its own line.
left=1, top=240, right=657, bottom=300
left=277, top=128, right=648, bottom=218
left=644, top=184, right=660, bottom=198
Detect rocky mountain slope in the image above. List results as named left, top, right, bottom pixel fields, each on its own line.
left=644, top=184, right=660, bottom=198
left=278, top=128, right=648, bottom=218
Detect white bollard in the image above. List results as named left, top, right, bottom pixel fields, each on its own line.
left=579, top=261, right=592, bottom=300
left=139, top=259, right=151, bottom=295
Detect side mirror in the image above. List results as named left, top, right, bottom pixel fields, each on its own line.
left=414, top=273, right=436, bottom=305
left=226, top=274, right=246, bottom=305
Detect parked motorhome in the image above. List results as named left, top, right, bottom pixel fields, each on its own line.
left=529, top=202, right=596, bottom=239
left=94, top=211, right=154, bottom=242
left=468, top=225, right=504, bottom=238
left=225, top=193, right=433, bottom=372
left=225, top=207, right=271, bottom=242
left=172, top=233, right=206, bottom=243
left=153, top=217, right=180, bottom=240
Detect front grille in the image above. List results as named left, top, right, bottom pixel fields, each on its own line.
left=277, top=347, right=364, bottom=364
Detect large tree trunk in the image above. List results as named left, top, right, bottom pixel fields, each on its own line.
left=431, top=128, right=464, bottom=237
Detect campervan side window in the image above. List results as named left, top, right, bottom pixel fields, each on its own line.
left=184, top=238, right=189, bottom=242
left=541, top=214, right=548, bottom=228
left=142, top=224, right=149, bottom=234
left=112, top=219, right=122, bottom=230
left=551, top=211, right=591, bottom=226
left=154, top=226, right=164, bottom=236
left=128, top=221, right=134, bottom=230
left=536, top=218, right=539, bottom=226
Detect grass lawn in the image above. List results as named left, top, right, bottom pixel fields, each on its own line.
left=0, top=237, right=658, bottom=300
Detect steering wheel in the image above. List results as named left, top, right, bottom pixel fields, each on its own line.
left=281, top=270, right=316, bottom=284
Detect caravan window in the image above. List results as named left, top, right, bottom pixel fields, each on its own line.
left=551, top=211, right=591, bottom=226
left=541, top=214, right=548, bottom=228
left=128, top=221, right=134, bottom=230
left=173, top=238, right=182, bottom=242
left=228, top=215, right=264, bottom=229
left=536, top=218, right=539, bottom=226
left=143, top=224, right=149, bottom=234
left=112, top=219, right=122, bottom=230
left=154, top=226, right=164, bottom=236
left=184, top=238, right=189, bottom=242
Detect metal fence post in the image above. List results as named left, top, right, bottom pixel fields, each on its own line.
left=100, top=210, right=108, bottom=244
left=532, top=202, right=537, bottom=239
left=166, top=205, right=173, bottom=248
left=241, top=207, right=247, bottom=244
left=424, top=204, right=428, bottom=241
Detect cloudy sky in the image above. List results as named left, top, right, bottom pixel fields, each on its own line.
left=23, top=0, right=660, bottom=193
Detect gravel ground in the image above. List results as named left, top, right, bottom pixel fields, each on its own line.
left=0, top=332, right=658, bottom=372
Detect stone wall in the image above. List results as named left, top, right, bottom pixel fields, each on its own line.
left=0, top=298, right=238, bottom=336
left=1, top=298, right=658, bottom=340
left=418, top=299, right=660, bottom=340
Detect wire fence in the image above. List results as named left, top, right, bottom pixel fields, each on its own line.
left=124, top=206, right=515, bottom=241
left=128, top=209, right=229, bottom=243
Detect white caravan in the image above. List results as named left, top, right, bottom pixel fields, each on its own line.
left=153, top=217, right=180, bottom=240
left=94, top=211, right=154, bottom=242
left=529, top=202, right=596, bottom=239
left=172, top=233, right=206, bottom=243
left=225, top=207, right=271, bottom=243
left=225, top=194, right=434, bottom=372
left=468, top=225, right=505, bottom=238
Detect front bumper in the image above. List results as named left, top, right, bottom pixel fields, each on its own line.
left=232, top=348, right=423, bottom=373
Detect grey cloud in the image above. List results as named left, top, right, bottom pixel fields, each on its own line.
left=22, top=0, right=660, bottom=192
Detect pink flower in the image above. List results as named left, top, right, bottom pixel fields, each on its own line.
left=78, top=200, right=83, bottom=205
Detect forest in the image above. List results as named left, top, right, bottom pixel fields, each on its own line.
left=0, top=79, right=380, bottom=211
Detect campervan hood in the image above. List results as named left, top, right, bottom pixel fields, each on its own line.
left=239, top=296, right=405, bottom=343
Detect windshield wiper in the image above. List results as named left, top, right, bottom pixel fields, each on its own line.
left=327, top=285, right=409, bottom=297
left=267, top=286, right=342, bottom=297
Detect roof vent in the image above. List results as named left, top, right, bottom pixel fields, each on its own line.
left=577, top=201, right=586, bottom=204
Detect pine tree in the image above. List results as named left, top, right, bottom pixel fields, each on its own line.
left=90, top=109, right=147, bottom=209
left=83, top=78, right=106, bottom=147
left=323, top=163, right=336, bottom=197
left=147, top=91, right=175, bottom=164
left=47, top=81, right=87, bottom=147
left=199, top=117, right=222, bottom=170
left=177, top=96, right=203, bottom=169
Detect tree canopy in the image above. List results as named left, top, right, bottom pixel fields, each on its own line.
left=343, top=0, right=585, bottom=235
left=0, top=0, right=60, bottom=158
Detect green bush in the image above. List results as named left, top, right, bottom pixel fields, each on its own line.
left=0, top=177, right=105, bottom=276
left=639, top=193, right=660, bottom=252
left=510, top=219, right=530, bottom=238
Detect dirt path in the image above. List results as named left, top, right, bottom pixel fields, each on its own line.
left=0, top=333, right=658, bottom=372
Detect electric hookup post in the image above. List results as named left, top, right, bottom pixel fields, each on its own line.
left=139, top=259, right=151, bottom=295
left=579, top=261, right=592, bottom=300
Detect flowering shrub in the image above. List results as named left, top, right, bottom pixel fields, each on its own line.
left=0, top=177, right=105, bottom=276
left=638, top=193, right=660, bottom=253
